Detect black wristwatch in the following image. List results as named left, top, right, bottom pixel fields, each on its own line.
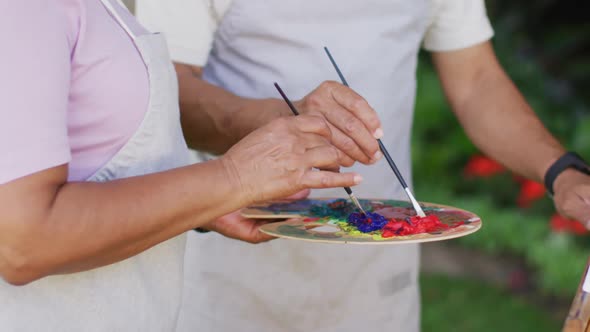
left=544, top=152, right=590, bottom=196
left=194, top=227, right=211, bottom=233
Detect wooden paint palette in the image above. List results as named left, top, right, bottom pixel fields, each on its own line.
left=563, top=257, right=590, bottom=332
left=243, top=198, right=482, bottom=245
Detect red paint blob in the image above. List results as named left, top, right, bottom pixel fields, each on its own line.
left=381, top=214, right=459, bottom=238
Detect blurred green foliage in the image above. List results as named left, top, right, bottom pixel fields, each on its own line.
left=413, top=0, right=590, bottom=296
left=422, top=274, right=562, bottom=332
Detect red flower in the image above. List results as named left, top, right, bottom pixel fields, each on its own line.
left=570, top=220, right=588, bottom=235
left=464, top=155, right=505, bottom=177
left=513, top=175, right=527, bottom=184
left=516, top=180, right=546, bottom=208
left=550, top=214, right=570, bottom=232
left=550, top=214, right=588, bottom=235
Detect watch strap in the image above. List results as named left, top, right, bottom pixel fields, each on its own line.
left=544, top=152, right=590, bottom=196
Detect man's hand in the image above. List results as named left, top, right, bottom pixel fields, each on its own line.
left=174, top=63, right=385, bottom=162
left=552, top=170, right=590, bottom=228
left=202, top=211, right=277, bottom=244
left=293, top=81, right=383, bottom=165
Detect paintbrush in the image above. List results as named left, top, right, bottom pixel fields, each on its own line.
left=323, top=46, right=426, bottom=218
left=273, top=82, right=368, bottom=216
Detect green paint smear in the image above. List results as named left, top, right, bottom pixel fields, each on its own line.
left=334, top=220, right=391, bottom=241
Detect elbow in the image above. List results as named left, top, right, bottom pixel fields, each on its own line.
left=0, top=247, right=41, bottom=286
left=2, top=273, right=36, bottom=287
left=0, top=227, right=45, bottom=286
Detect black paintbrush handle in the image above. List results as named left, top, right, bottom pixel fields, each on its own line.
left=378, top=139, right=408, bottom=189
left=324, top=47, right=349, bottom=86
left=274, top=83, right=299, bottom=115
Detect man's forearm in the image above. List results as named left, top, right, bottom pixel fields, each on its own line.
left=457, top=68, right=563, bottom=181
left=0, top=159, right=242, bottom=284
left=433, top=43, right=565, bottom=182
left=175, top=63, right=285, bottom=154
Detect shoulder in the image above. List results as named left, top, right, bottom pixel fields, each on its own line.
left=0, top=0, right=87, bottom=51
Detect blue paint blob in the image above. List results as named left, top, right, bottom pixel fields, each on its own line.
left=347, top=212, right=388, bottom=233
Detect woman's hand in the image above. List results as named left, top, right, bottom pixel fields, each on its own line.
left=200, top=211, right=276, bottom=244
left=199, top=190, right=310, bottom=244
left=221, top=115, right=363, bottom=206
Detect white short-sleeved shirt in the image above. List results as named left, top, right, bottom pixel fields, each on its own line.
left=136, top=0, right=493, bottom=67
left=136, top=2, right=494, bottom=331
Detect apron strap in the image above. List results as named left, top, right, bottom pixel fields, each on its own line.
left=99, top=0, right=137, bottom=41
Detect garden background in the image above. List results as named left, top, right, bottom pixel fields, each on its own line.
left=416, top=0, right=589, bottom=330
left=123, top=0, right=589, bottom=330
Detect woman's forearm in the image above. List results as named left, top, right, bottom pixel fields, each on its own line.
left=0, top=158, right=242, bottom=284
left=1, top=113, right=362, bottom=285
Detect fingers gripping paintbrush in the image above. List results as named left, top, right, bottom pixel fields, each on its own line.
left=273, top=82, right=367, bottom=216
left=323, top=47, right=426, bottom=218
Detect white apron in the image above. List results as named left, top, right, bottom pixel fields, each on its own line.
left=0, top=1, right=191, bottom=331
left=177, top=1, right=430, bottom=331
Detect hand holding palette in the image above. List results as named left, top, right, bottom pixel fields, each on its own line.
left=242, top=198, right=481, bottom=245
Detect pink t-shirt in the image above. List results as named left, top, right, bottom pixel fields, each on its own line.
left=0, top=0, right=149, bottom=184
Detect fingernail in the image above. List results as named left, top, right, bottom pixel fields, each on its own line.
left=353, top=175, right=363, bottom=184
left=373, top=128, right=384, bottom=139
left=373, top=151, right=383, bottom=161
